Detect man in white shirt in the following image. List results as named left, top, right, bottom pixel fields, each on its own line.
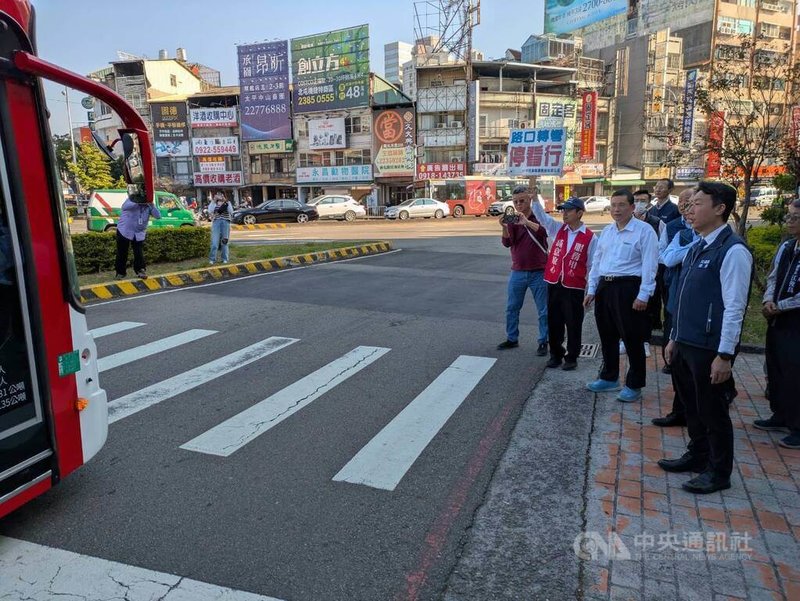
left=584, top=189, right=659, bottom=402
left=662, top=181, right=753, bottom=494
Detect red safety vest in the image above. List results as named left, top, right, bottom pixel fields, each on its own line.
left=544, top=225, right=594, bottom=290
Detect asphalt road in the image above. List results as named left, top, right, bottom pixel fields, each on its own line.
left=1, top=232, right=563, bottom=601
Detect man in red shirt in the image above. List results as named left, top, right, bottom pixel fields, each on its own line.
left=498, top=186, right=550, bottom=356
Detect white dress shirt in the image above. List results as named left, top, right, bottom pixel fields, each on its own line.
left=587, top=216, right=659, bottom=302
left=660, top=224, right=700, bottom=268
left=763, top=239, right=800, bottom=312
left=531, top=200, right=599, bottom=274
left=685, top=224, right=753, bottom=355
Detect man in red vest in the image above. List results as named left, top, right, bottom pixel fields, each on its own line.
left=532, top=196, right=598, bottom=370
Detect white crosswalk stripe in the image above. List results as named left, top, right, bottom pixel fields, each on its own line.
left=108, top=337, right=298, bottom=424
left=89, top=321, right=145, bottom=339
left=181, top=346, right=391, bottom=457
left=98, top=329, right=217, bottom=372
left=333, top=355, right=496, bottom=491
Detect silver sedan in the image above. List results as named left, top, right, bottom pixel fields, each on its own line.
left=385, top=198, right=450, bottom=220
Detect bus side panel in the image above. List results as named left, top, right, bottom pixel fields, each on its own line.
left=6, top=80, right=84, bottom=477
left=0, top=478, right=51, bottom=520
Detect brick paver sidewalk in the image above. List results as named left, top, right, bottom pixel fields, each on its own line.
left=582, top=348, right=800, bottom=601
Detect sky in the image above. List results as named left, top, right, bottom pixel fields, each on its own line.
left=31, top=0, right=545, bottom=135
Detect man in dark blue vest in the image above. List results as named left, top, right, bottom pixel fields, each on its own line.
left=757, top=199, right=800, bottom=449
left=660, top=181, right=753, bottom=494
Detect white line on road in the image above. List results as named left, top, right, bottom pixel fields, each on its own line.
left=90, top=250, right=404, bottom=307
left=108, top=337, right=298, bottom=424
left=98, top=329, right=217, bottom=372
left=0, top=536, right=286, bottom=601
left=89, top=321, right=145, bottom=338
left=181, top=346, right=391, bottom=457
left=333, top=355, right=496, bottom=491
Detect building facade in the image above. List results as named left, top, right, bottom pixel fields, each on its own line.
left=384, top=41, right=413, bottom=87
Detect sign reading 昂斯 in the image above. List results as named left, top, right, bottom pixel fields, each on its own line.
left=191, top=137, right=239, bottom=156
left=237, top=40, right=291, bottom=141
left=193, top=172, right=243, bottom=186
left=507, top=128, right=566, bottom=176
left=190, top=107, right=238, bottom=128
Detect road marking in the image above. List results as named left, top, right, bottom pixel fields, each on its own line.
left=0, top=536, right=286, bottom=601
left=181, top=346, right=391, bottom=457
left=97, top=329, right=217, bottom=372
left=90, top=250, right=404, bottom=307
left=108, top=337, right=298, bottom=424
left=89, top=321, right=145, bottom=339
left=333, top=355, right=496, bottom=491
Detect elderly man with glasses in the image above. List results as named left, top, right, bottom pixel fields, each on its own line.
left=497, top=185, right=551, bottom=356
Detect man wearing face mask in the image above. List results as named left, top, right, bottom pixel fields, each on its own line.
left=632, top=190, right=665, bottom=358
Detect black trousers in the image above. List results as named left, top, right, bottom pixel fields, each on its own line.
left=547, top=282, right=585, bottom=362
left=663, top=290, right=685, bottom=418
left=765, top=310, right=800, bottom=432
left=672, top=342, right=737, bottom=478
left=595, top=278, right=650, bottom=389
left=115, top=231, right=145, bottom=276
left=646, top=264, right=667, bottom=334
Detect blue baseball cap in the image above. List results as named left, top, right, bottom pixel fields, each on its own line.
left=557, top=197, right=585, bottom=211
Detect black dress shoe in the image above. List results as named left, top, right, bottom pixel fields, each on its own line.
left=682, top=470, right=731, bottom=494
left=652, top=413, right=687, bottom=428
left=657, top=452, right=707, bottom=473
left=562, top=360, right=577, bottom=371
left=536, top=342, right=548, bottom=357
left=546, top=357, right=562, bottom=368
left=497, top=340, right=519, bottom=350
left=661, top=364, right=672, bottom=375
left=753, top=415, right=789, bottom=432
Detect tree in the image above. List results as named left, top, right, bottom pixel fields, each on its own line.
left=61, top=141, right=115, bottom=191
left=53, top=134, right=75, bottom=186
left=690, top=36, right=800, bottom=238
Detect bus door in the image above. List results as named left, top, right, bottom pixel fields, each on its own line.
left=0, top=137, right=53, bottom=511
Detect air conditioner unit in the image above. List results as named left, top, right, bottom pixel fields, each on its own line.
left=519, top=121, right=529, bottom=129
left=436, top=123, right=448, bottom=129
left=450, top=121, right=463, bottom=128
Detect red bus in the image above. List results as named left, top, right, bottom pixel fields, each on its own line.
left=416, top=176, right=554, bottom=217
left=0, top=0, right=154, bottom=519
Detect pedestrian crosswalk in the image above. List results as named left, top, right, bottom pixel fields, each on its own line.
left=93, top=321, right=499, bottom=491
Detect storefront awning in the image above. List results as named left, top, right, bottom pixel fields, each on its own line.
left=605, top=179, right=645, bottom=186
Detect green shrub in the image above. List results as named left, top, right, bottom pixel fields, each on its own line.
left=71, top=227, right=210, bottom=274
left=747, top=224, right=784, bottom=276
left=66, top=206, right=79, bottom=218
left=760, top=201, right=788, bottom=227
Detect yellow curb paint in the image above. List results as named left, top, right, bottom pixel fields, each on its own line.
left=91, top=286, right=113, bottom=299
left=227, top=265, right=241, bottom=275
left=208, top=268, right=222, bottom=278
left=166, top=275, right=184, bottom=287
left=142, top=279, right=161, bottom=291
left=188, top=272, right=205, bottom=283
left=304, top=254, right=314, bottom=263
left=117, top=281, right=138, bottom=295
left=244, top=263, right=258, bottom=273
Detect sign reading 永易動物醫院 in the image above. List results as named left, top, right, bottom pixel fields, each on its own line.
left=296, top=164, right=372, bottom=183
left=507, top=128, right=566, bottom=177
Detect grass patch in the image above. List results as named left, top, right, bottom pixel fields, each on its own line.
left=78, top=240, right=375, bottom=287
left=741, top=285, right=768, bottom=347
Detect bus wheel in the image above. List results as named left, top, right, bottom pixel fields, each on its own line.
left=434, top=209, right=444, bottom=219
left=452, top=205, right=465, bottom=217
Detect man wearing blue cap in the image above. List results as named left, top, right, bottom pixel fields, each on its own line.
left=531, top=195, right=598, bottom=370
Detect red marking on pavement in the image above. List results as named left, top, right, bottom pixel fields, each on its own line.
left=397, top=401, right=516, bottom=601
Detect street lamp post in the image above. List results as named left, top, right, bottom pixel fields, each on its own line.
left=63, top=86, right=77, bottom=164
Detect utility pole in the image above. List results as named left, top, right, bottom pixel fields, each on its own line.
left=464, top=0, right=480, bottom=174
left=63, top=86, right=77, bottom=164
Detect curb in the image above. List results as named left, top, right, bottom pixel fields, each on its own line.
left=231, top=223, right=288, bottom=230
left=80, top=242, right=392, bottom=304
left=649, top=334, right=765, bottom=355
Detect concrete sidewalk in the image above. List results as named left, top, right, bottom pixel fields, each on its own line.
left=445, top=342, right=800, bottom=601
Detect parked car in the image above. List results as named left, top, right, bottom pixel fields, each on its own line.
left=232, top=199, right=318, bottom=224
left=86, top=189, right=196, bottom=232
left=306, top=195, right=366, bottom=221
left=748, top=187, right=779, bottom=208
left=580, top=196, right=611, bottom=214
left=385, top=198, right=450, bottom=220
left=488, top=194, right=547, bottom=216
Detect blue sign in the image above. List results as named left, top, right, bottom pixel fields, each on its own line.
left=545, top=0, right=627, bottom=35
left=237, top=41, right=291, bottom=141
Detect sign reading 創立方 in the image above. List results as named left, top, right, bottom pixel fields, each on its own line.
left=296, top=164, right=372, bottom=183
left=507, top=128, right=566, bottom=176
left=373, top=108, right=416, bottom=177
left=237, top=41, right=291, bottom=141
left=191, top=137, right=240, bottom=156
left=190, top=107, right=238, bottom=128
left=291, top=25, right=370, bottom=113
left=193, top=172, right=243, bottom=186
left=415, top=163, right=466, bottom=180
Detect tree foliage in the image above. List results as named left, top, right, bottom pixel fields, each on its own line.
left=61, top=141, right=115, bottom=191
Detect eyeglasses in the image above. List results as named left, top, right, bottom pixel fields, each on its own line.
left=784, top=214, right=800, bottom=223
left=513, top=198, right=529, bottom=204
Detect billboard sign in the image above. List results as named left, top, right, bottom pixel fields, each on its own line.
left=192, top=137, right=240, bottom=156
left=151, top=102, right=190, bottom=157
left=579, top=91, right=597, bottom=162
left=706, top=111, right=725, bottom=178
left=373, top=108, right=416, bottom=177
left=544, top=0, right=627, bottom=35
left=198, top=156, right=227, bottom=173
left=676, top=166, right=705, bottom=180
left=296, top=164, right=372, bottom=183
left=507, top=128, right=567, bottom=176
left=193, top=172, right=243, bottom=186
left=537, top=97, right=578, bottom=166
left=155, top=140, right=191, bottom=158
left=248, top=140, right=295, bottom=154
left=415, top=162, right=466, bottom=180
left=237, top=41, right=291, bottom=141
left=308, top=118, right=346, bottom=149
left=189, top=107, right=238, bottom=128
left=681, top=69, right=698, bottom=144
left=291, top=25, right=370, bottom=113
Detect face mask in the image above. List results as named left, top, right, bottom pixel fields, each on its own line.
left=635, top=202, right=649, bottom=214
